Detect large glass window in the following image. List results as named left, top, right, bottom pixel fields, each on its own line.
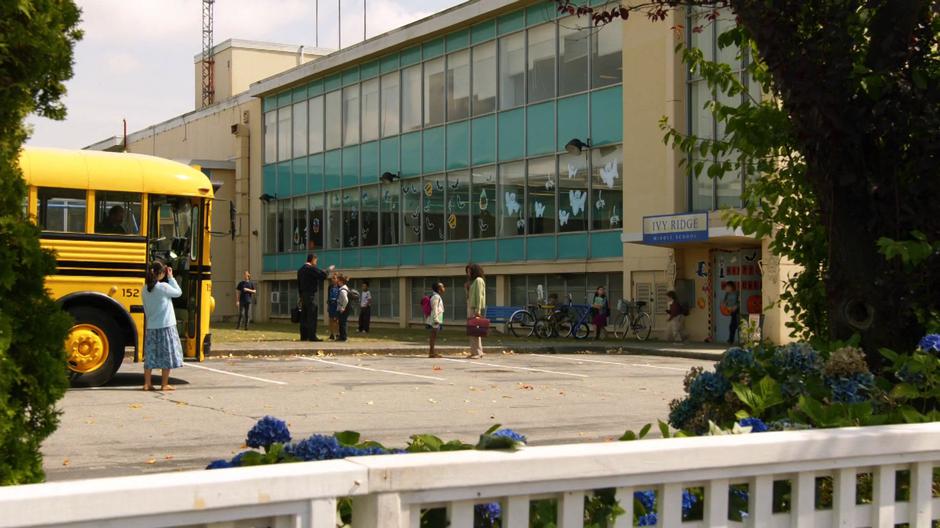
left=264, top=110, right=277, bottom=163
left=423, top=174, right=445, bottom=242
left=716, top=89, right=743, bottom=208
left=527, top=156, right=556, bottom=234
left=277, top=107, right=292, bottom=161
left=308, top=194, right=324, bottom=250
left=471, top=41, right=497, bottom=116
left=471, top=166, right=496, bottom=239
left=264, top=202, right=277, bottom=253
left=343, top=85, right=360, bottom=146
left=592, top=21, right=622, bottom=88
left=401, top=178, right=422, bottom=243
left=559, top=16, right=589, bottom=95
left=327, top=191, right=342, bottom=249
left=372, top=278, right=398, bottom=318
left=342, top=190, right=359, bottom=247
left=424, top=57, right=445, bottom=127
left=528, top=23, right=556, bottom=103
left=446, top=170, right=470, bottom=240
left=291, top=197, right=307, bottom=251
left=591, top=145, right=623, bottom=230
left=380, top=72, right=400, bottom=137
left=94, top=191, right=141, bottom=235
left=325, top=91, right=342, bottom=150
left=360, top=185, right=379, bottom=247
left=279, top=199, right=290, bottom=253
left=292, top=101, right=308, bottom=158
left=380, top=180, right=400, bottom=245
left=498, top=161, right=526, bottom=237
left=402, top=65, right=422, bottom=132
left=361, top=78, right=380, bottom=143
left=446, top=50, right=470, bottom=121
left=308, top=96, right=324, bottom=154
left=38, top=188, right=85, bottom=233
left=499, top=32, right=525, bottom=110
left=558, top=152, right=589, bottom=232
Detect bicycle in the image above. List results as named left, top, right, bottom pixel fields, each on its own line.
left=613, top=299, right=653, bottom=341
left=507, top=302, right=554, bottom=338
left=538, top=294, right=591, bottom=340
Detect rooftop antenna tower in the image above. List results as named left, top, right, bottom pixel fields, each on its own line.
left=201, top=0, right=215, bottom=108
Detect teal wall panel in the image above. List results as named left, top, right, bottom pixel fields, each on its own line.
left=342, top=146, right=360, bottom=187
left=380, top=137, right=400, bottom=174
left=423, top=243, right=445, bottom=265
left=276, top=162, right=291, bottom=196
left=446, top=121, right=469, bottom=170
left=360, top=61, right=379, bottom=79
left=422, top=38, right=444, bottom=59
left=401, top=132, right=422, bottom=177
left=292, top=86, right=306, bottom=103
left=360, top=141, right=379, bottom=183
left=471, top=115, right=496, bottom=165
left=526, top=102, right=555, bottom=156
left=557, top=94, right=589, bottom=151
left=263, top=98, right=276, bottom=112
left=341, top=249, right=361, bottom=268
left=497, top=238, right=525, bottom=262
left=308, top=79, right=323, bottom=96
left=470, top=240, right=497, bottom=262
left=380, top=54, right=400, bottom=73
left=422, top=127, right=445, bottom=173
left=291, top=158, right=307, bottom=196
left=590, top=231, right=623, bottom=258
left=319, top=251, right=340, bottom=269
left=378, top=246, right=400, bottom=267
left=526, top=2, right=555, bottom=26
left=342, top=67, right=360, bottom=86
left=445, top=29, right=469, bottom=52
left=325, top=150, right=342, bottom=190
left=287, top=253, right=306, bottom=271
left=263, top=254, right=277, bottom=271
left=324, top=74, right=342, bottom=92
left=591, top=86, right=623, bottom=145
left=470, top=20, right=496, bottom=44
left=498, top=109, right=525, bottom=161
left=359, top=248, right=378, bottom=268
left=445, top=241, right=469, bottom=264
left=558, top=233, right=589, bottom=259
left=308, top=154, right=324, bottom=192
left=497, top=9, right=525, bottom=35
left=526, top=235, right=555, bottom=260
left=277, top=93, right=291, bottom=108
left=263, top=164, right=276, bottom=196
left=400, top=244, right=421, bottom=265
left=400, top=46, right=421, bottom=66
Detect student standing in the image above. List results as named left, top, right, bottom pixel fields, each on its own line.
left=142, top=261, right=184, bottom=392
left=297, top=254, right=333, bottom=341
left=335, top=274, right=351, bottom=342
left=235, top=271, right=256, bottom=330
left=721, top=281, right=740, bottom=345
left=357, top=280, right=372, bottom=333
left=666, top=290, right=687, bottom=343
left=327, top=275, right=340, bottom=340
left=466, top=263, right=486, bottom=359
left=591, top=286, right=610, bottom=340
left=426, top=282, right=445, bottom=358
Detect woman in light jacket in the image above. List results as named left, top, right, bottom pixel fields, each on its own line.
left=466, top=263, right=486, bottom=359
left=142, top=261, right=184, bottom=391
left=426, top=282, right=445, bottom=358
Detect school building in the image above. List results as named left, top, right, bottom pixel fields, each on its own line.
left=89, top=0, right=798, bottom=343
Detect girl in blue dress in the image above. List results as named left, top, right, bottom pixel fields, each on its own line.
left=142, top=261, right=184, bottom=391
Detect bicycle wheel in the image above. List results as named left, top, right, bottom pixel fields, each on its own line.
left=572, top=322, right=591, bottom=340
left=612, top=314, right=629, bottom=339
left=535, top=319, right=553, bottom=339
left=508, top=310, right=536, bottom=338
left=632, top=312, right=652, bottom=341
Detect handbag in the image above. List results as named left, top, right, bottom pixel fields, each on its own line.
left=466, top=316, right=491, bottom=337
left=290, top=299, right=302, bottom=323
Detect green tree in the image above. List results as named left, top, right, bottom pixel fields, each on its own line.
left=0, top=0, right=82, bottom=485
left=559, top=1, right=940, bottom=366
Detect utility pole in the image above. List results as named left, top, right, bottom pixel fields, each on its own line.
left=201, top=0, right=215, bottom=108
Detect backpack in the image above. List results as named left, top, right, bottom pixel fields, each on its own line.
left=347, top=288, right=360, bottom=302
left=681, top=303, right=690, bottom=316
left=421, top=295, right=433, bottom=317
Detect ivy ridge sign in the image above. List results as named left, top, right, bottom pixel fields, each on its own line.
left=642, top=212, right=709, bottom=244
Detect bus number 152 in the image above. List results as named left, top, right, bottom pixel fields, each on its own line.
left=122, top=288, right=140, bottom=298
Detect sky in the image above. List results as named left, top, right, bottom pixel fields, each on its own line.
left=27, top=0, right=465, bottom=149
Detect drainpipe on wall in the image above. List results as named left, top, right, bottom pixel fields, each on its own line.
left=297, top=45, right=304, bottom=66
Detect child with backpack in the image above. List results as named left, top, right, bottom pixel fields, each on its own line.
left=327, top=274, right=340, bottom=340
left=335, top=274, right=352, bottom=342
left=423, top=282, right=445, bottom=358
left=666, top=290, right=689, bottom=343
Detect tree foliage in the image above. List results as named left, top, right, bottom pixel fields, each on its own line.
left=0, top=0, right=82, bottom=485
left=559, top=0, right=940, bottom=365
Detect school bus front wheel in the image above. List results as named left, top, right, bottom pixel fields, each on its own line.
left=65, top=306, right=124, bottom=387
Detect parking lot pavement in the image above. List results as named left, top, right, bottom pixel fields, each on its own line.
left=42, top=352, right=713, bottom=482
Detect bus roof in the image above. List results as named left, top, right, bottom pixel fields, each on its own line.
left=20, top=147, right=214, bottom=198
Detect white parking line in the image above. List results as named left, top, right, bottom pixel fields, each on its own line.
left=532, top=354, right=688, bottom=371
left=440, top=358, right=588, bottom=378
left=298, top=356, right=448, bottom=381
left=185, top=363, right=288, bottom=385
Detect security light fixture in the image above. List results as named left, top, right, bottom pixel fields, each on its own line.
left=259, top=193, right=276, bottom=202
left=565, top=138, right=591, bottom=155
left=381, top=171, right=401, bottom=183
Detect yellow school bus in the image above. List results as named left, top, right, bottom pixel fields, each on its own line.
left=20, top=147, right=217, bottom=386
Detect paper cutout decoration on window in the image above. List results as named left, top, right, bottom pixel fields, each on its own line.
left=595, top=190, right=606, bottom=210
left=456, top=195, right=467, bottom=209
left=425, top=215, right=436, bottom=230
left=479, top=189, right=489, bottom=211
left=600, top=161, right=619, bottom=189
left=424, top=182, right=433, bottom=197
left=516, top=218, right=526, bottom=231
left=559, top=209, right=571, bottom=226
left=293, top=227, right=300, bottom=245
left=477, top=218, right=489, bottom=232
left=569, top=190, right=586, bottom=216
left=544, top=177, right=554, bottom=191
left=504, top=192, right=521, bottom=216
left=534, top=201, right=546, bottom=218
left=448, top=213, right=457, bottom=230
left=312, top=218, right=321, bottom=234
left=449, top=179, right=460, bottom=190
left=567, top=162, right=578, bottom=179
left=609, top=205, right=620, bottom=227
left=435, top=180, right=444, bottom=192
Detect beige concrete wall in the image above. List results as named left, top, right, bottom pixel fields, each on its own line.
left=760, top=236, right=799, bottom=344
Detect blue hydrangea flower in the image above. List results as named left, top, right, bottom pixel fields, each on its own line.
left=284, top=434, right=345, bottom=461
left=634, top=490, right=656, bottom=512
left=246, top=416, right=291, bottom=449
left=638, top=512, right=658, bottom=526
left=738, top=417, right=769, bottom=433
left=668, top=398, right=697, bottom=430
left=206, top=459, right=233, bottom=470
left=475, top=502, right=501, bottom=527
left=230, top=451, right=252, bottom=467
left=492, top=429, right=527, bottom=444
left=682, top=489, right=698, bottom=512
left=688, top=371, right=731, bottom=401
left=718, top=347, right=757, bottom=373
left=772, top=343, right=820, bottom=375
left=896, top=365, right=927, bottom=385
left=918, top=334, right=940, bottom=353
left=826, top=372, right=874, bottom=403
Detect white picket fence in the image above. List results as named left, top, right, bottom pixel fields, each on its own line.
left=2, top=423, right=938, bottom=528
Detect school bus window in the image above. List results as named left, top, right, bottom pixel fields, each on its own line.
left=95, top=191, right=142, bottom=235
left=38, top=188, right=86, bottom=233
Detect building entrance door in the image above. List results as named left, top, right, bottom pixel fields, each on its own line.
left=711, top=248, right=762, bottom=344
left=632, top=270, right=669, bottom=336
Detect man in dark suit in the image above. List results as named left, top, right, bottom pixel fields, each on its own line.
left=297, top=254, right=334, bottom=341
